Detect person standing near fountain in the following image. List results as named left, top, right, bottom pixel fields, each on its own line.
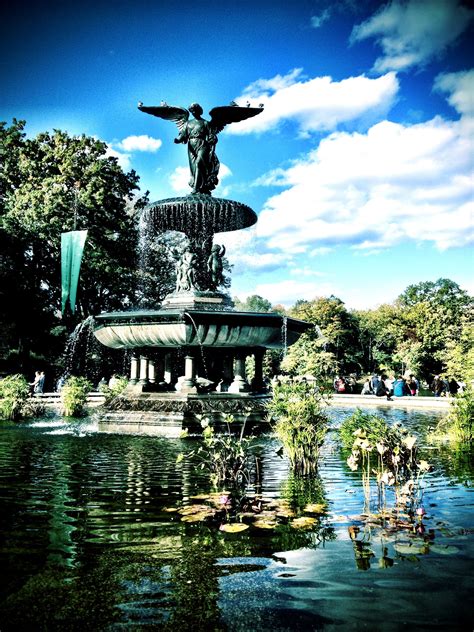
left=29, top=371, right=42, bottom=395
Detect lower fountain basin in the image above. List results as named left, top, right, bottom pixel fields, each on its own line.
left=93, top=309, right=311, bottom=349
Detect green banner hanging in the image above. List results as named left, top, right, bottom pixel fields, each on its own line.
left=61, top=230, right=88, bottom=314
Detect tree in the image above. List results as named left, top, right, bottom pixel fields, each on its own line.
left=355, top=279, right=473, bottom=380
left=0, top=120, right=155, bottom=374
left=439, top=319, right=474, bottom=383
left=397, top=278, right=471, bottom=312
left=233, top=294, right=273, bottom=313
left=355, top=303, right=408, bottom=375
left=282, top=296, right=361, bottom=380
left=397, top=279, right=473, bottom=378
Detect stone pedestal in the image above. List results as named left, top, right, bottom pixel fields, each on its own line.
left=228, top=354, right=250, bottom=393
left=139, top=355, right=149, bottom=385
left=180, top=355, right=198, bottom=394
left=251, top=349, right=266, bottom=392
left=130, top=355, right=139, bottom=384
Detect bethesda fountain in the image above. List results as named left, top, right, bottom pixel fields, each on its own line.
left=92, top=99, right=311, bottom=434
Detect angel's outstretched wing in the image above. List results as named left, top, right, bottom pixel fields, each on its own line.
left=208, top=105, right=264, bottom=134
left=138, top=103, right=189, bottom=134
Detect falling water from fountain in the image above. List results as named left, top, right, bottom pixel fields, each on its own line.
left=184, top=310, right=209, bottom=381
left=281, top=315, right=288, bottom=357
left=63, top=316, right=98, bottom=380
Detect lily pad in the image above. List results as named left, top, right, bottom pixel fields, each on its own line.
left=181, top=511, right=214, bottom=523
left=238, top=511, right=258, bottom=520
left=304, top=503, right=327, bottom=514
left=291, top=516, right=317, bottom=530
left=253, top=520, right=278, bottom=530
left=276, top=509, right=296, bottom=519
left=429, top=544, right=460, bottom=555
left=219, top=523, right=249, bottom=533
left=178, top=504, right=210, bottom=516
left=257, top=510, right=279, bottom=518
left=394, top=541, right=429, bottom=555
left=162, top=507, right=179, bottom=513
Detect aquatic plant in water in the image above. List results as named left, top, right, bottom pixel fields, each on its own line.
left=177, top=414, right=258, bottom=489
left=339, top=408, right=388, bottom=450
left=267, top=381, right=330, bottom=474
left=428, top=387, right=474, bottom=443
left=341, top=410, right=432, bottom=516
left=61, top=376, right=93, bottom=417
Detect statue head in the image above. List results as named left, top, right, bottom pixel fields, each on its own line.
left=189, top=103, right=203, bottom=117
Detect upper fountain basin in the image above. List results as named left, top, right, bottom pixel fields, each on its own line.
left=93, top=309, right=311, bottom=350
left=143, top=195, right=257, bottom=237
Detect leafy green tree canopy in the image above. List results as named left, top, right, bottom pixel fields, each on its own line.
left=0, top=120, right=153, bottom=374
left=234, top=294, right=273, bottom=312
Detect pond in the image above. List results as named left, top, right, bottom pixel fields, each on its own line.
left=0, top=407, right=472, bottom=631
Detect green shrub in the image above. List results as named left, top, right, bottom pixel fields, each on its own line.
left=0, top=374, right=30, bottom=421
left=429, top=387, right=473, bottom=443
left=101, top=376, right=128, bottom=403
left=267, top=381, right=330, bottom=474
left=61, top=376, right=92, bottom=417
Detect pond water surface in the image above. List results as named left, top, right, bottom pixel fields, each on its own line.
left=0, top=407, right=472, bottom=631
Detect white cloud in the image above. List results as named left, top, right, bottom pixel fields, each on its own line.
left=351, top=0, right=474, bottom=73
left=434, top=69, right=474, bottom=118
left=169, top=163, right=232, bottom=194
left=105, top=146, right=131, bottom=171
left=214, top=164, right=232, bottom=196
left=311, top=9, right=331, bottom=29
left=215, top=228, right=292, bottom=274
left=289, top=267, right=327, bottom=278
left=117, top=135, right=162, bottom=152
left=169, top=166, right=190, bottom=193
left=242, top=279, right=337, bottom=307
left=238, top=252, right=291, bottom=273
left=236, top=279, right=341, bottom=307
left=255, top=79, right=473, bottom=253
left=227, top=70, right=399, bottom=135
left=310, top=247, right=333, bottom=257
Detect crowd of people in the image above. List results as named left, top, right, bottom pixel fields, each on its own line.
left=334, top=373, right=466, bottom=399
left=26, top=369, right=467, bottom=400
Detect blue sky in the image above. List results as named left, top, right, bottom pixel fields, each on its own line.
left=1, top=0, right=473, bottom=309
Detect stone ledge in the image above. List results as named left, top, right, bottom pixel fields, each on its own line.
left=329, top=394, right=450, bottom=409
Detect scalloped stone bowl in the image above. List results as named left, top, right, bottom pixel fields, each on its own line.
left=93, top=309, right=311, bottom=350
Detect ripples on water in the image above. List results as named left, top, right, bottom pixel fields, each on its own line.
left=0, top=407, right=472, bottom=631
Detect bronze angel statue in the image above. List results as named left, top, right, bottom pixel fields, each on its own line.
left=138, top=101, right=263, bottom=194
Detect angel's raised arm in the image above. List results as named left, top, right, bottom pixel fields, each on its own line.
left=208, top=105, right=264, bottom=134
left=137, top=103, right=189, bottom=138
